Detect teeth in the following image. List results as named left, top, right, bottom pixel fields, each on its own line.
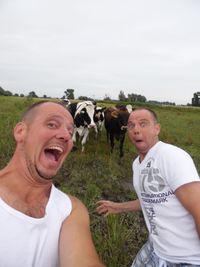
left=47, top=146, right=63, bottom=154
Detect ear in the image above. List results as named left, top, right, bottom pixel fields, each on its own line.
left=111, top=110, right=119, bottom=118
left=13, top=122, right=27, bottom=142
left=155, top=123, right=161, bottom=135
left=126, top=104, right=133, bottom=113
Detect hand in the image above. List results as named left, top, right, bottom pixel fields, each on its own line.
left=96, top=200, right=122, bottom=217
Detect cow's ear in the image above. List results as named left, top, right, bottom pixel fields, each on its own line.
left=126, top=104, right=133, bottom=113
left=111, top=110, right=119, bottom=118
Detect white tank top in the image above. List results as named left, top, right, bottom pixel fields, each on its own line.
left=0, top=185, right=72, bottom=267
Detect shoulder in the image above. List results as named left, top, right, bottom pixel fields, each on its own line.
left=50, top=186, right=72, bottom=218
left=157, top=141, right=191, bottom=160
left=52, top=186, right=89, bottom=220
left=68, top=196, right=89, bottom=221
left=60, top=195, right=91, bottom=237
left=133, top=155, right=140, bottom=166
left=52, top=186, right=71, bottom=204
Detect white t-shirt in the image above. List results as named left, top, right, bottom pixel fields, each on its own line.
left=133, top=141, right=200, bottom=264
left=0, top=185, right=72, bottom=267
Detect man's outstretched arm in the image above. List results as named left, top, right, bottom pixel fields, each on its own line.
left=96, top=199, right=141, bottom=217
left=59, top=196, right=105, bottom=267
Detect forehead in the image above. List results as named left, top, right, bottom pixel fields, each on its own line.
left=129, top=109, right=153, bottom=121
left=35, top=103, right=73, bottom=123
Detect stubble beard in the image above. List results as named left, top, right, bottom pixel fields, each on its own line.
left=26, top=156, right=54, bottom=182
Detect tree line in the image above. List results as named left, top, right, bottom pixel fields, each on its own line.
left=0, top=86, right=49, bottom=98
left=1, top=86, right=199, bottom=106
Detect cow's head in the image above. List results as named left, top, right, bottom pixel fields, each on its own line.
left=94, top=106, right=106, bottom=123
left=75, top=101, right=96, bottom=128
left=111, top=105, right=132, bottom=131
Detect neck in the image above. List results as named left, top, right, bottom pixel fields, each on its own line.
left=138, top=140, right=159, bottom=162
left=0, top=159, right=52, bottom=218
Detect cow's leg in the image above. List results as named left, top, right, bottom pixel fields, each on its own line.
left=119, top=134, right=125, bottom=157
left=110, top=134, right=114, bottom=153
left=72, top=129, right=77, bottom=143
left=106, top=130, right=109, bottom=143
left=81, top=128, right=89, bottom=152
left=100, top=121, right=104, bottom=131
left=98, top=122, right=103, bottom=137
left=76, top=126, right=85, bottom=144
left=94, top=125, right=98, bottom=139
left=71, top=129, right=78, bottom=151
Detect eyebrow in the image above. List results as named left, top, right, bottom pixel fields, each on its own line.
left=139, top=119, right=149, bottom=122
left=46, top=115, right=73, bottom=125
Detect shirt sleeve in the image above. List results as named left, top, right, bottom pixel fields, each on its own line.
left=160, top=145, right=200, bottom=191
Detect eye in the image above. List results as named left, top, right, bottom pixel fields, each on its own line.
left=127, top=123, right=135, bottom=130
left=68, top=128, right=74, bottom=137
left=67, top=124, right=75, bottom=137
left=47, top=122, right=57, bottom=129
left=140, top=121, right=148, bottom=128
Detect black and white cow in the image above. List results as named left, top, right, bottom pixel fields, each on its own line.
left=67, top=101, right=96, bottom=152
left=61, top=98, right=71, bottom=107
left=93, top=106, right=106, bottom=137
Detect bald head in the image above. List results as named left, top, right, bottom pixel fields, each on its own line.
left=21, top=101, right=69, bottom=125
left=131, top=107, right=158, bottom=123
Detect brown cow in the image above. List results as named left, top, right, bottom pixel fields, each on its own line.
left=104, top=104, right=132, bottom=157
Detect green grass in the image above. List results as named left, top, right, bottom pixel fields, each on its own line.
left=0, top=96, right=200, bottom=267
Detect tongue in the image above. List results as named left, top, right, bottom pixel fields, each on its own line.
left=45, top=151, right=56, bottom=162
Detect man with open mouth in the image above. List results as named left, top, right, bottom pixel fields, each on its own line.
left=97, top=107, right=200, bottom=267
left=0, top=100, right=105, bottom=267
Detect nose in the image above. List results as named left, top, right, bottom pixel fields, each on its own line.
left=121, top=125, right=128, bottom=130
left=128, top=123, right=139, bottom=134
left=133, top=124, right=140, bottom=134
left=56, top=127, right=73, bottom=141
left=88, top=123, right=96, bottom=128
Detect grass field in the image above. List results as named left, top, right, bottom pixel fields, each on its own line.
left=0, top=96, right=200, bottom=267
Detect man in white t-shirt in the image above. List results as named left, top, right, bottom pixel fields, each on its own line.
left=97, top=107, right=200, bottom=266
left=0, top=101, right=105, bottom=267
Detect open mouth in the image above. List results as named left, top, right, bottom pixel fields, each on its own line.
left=44, top=146, right=64, bottom=162
left=135, top=139, right=143, bottom=143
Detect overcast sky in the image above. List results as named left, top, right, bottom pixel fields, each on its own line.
left=1, top=0, right=200, bottom=104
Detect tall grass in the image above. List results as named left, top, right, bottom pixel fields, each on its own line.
left=0, top=97, right=200, bottom=267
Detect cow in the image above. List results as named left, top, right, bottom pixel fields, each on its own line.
left=104, top=104, right=132, bottom=158
left=93, top=106, right=106, bottom=137
left=61, top=98, right=71, bottom=107
left=67, top=101, right=96, bottom=152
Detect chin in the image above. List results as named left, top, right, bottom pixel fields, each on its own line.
left=36, top=167, right=58, bottom=181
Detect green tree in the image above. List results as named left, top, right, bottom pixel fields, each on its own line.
left=64, top=89, right=75, bottom=99
left=103, top=94, right=111, bottom=101
left=28, top=91, right=38, bottom=98
left=137, top=94, right=146, bottom=102
left=78, top=96, right=94, bottom=101
left=192, top=92, right=200, bottom=106
left=0, top=86, right=5, bottom=95
left=127, top=93, right=146, bottom=103
left=4, top=90, right=13, bottom=96
left=118, top=90, right=126, bottom=101
left=127, top=93, right=137, bottom=102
